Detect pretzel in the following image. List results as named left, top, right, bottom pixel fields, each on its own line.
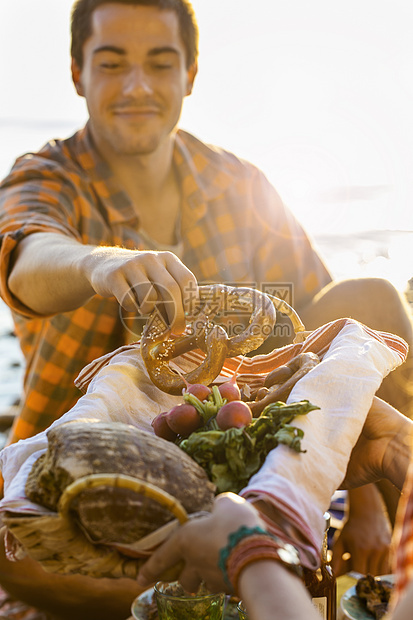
left=195, top=285, right=277, bottom=356
left=141, top=313, right=229, bottom=395
left=140, top=284, right=278, bottom=394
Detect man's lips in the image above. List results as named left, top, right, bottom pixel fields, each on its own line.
left=112, top=105, right=161, bottom=116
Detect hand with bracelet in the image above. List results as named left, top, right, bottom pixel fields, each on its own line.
left=137, top=493, right=319, bottom=620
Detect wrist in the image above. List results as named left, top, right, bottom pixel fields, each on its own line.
left=218, top=525, right=302, bottom=595
left=239, top=562, right=316, bottom=620
left=78, top=245, right=121, bottom=295
left=348, top=484, right=385, bottom=514
left=383, top=417, right=413, bottom=491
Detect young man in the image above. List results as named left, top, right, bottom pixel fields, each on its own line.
left=0, top=0, right=332, bottom=444
left=0, top=0, right=411, bottom=615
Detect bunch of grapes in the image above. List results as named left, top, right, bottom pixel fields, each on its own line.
left=151, top=376, right=253, bottom=442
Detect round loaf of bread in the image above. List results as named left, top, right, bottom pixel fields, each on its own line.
left=25, top=419, right=216, bottom=545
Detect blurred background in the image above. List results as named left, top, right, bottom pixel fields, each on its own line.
left=0, top=0, right=412, bottom=415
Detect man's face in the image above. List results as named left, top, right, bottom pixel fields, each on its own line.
left=72, top=3, right=197, bottom=158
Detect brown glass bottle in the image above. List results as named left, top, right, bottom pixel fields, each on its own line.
left=303, top=512, right=337, bottom=620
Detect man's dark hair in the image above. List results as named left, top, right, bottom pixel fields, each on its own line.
left=71, top=0, right=199, bottom=69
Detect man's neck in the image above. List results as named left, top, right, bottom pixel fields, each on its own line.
left=102, top=133, right=174, bottom=195
left=99, top=136, right=182, bottom=245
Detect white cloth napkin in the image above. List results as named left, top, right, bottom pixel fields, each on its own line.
left=0, top=349, right=183, bottom=513
left=0, top=318, right=408, bottom=569
left=241, top=320, right=408, bottom=567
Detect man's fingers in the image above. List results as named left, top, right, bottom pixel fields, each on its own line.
left=349, top=549, right=368, bottom=576
left=377, top=549, right=391, bottom=576
left=117, top=276, right=188, bottom=332
left=146, top=258, right=197, bottom=333
left=98, top=251, right=198, bottom=331
left=130, top=282, right=158, bottom=315
left=120, top=288, right=141, bottom=313
left=363, top=548, right=390, bottom=578
left=165, top=256, right=199, bottom=317
left=132, top=253, right=196, bottom=332
left=332, top=540, right=391, bottom=579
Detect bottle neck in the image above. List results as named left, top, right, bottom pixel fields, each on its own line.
left=321, top=529, right=329, bottom=563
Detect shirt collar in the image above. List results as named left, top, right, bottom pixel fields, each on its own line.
left=73, top=124, right=234, bottom=226
left=173, top=130, right=235, bottom=221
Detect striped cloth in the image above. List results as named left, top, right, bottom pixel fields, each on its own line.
left=75, top=316, right=407, bottom=394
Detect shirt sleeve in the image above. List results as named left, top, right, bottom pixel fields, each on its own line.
left=248, top=166, right=332, bottom=311
left=0, top=154, right=84, bottom=316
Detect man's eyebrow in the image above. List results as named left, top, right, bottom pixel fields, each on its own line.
left=93, top=45, right=126, bottom=56
left=148, top=46, right=180, bottom=57
left=92, top=45, right=180, bottom=58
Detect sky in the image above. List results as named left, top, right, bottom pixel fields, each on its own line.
left=0, top=0, right=412, bottom=236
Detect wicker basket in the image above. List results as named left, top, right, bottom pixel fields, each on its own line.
left=4, top=475, right=188, bottom=580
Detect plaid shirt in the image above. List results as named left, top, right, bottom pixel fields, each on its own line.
left=0, top=125, right=331, bottom=443
left=392, top=454, right=413, bottom=610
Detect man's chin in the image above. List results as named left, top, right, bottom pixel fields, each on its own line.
left=90, top=119, right=176, bottom=158
left=112, top=135, right=166, bottom=157
left=111, top=138, right=158, bottom=156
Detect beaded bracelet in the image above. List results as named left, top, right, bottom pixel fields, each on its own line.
left=218, top=526, right=269, bottom=589
left=218, top=525, right=302, bottom=593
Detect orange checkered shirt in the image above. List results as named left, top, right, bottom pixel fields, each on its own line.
left=392, top=454, right=413, bottom=610
left=0, top=124, right=331, bottom=443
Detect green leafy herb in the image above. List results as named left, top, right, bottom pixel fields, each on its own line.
left=178, top=400, right=319, bottom=494
left=183, top=386, right=226, bottom=424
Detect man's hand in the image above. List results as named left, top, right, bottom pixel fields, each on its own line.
left=341, top=397, right=413, bottom=492
left=331, top=485, right=392, bottom=577
left=83, top=246, right=198, bottom=333
left=332, top=397, right=413, bottom=577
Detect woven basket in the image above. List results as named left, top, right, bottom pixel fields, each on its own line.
left=4, top=475, right=188, bottom=580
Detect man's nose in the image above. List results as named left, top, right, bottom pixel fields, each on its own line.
left=123, top=66, right=153, bottom=95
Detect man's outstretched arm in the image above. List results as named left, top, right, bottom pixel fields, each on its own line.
left=8, top=231, right=198, bottom=333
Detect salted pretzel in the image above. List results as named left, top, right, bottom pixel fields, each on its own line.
left=140, top=284, right=305, bottom=395
left=141, top=314, right=229, bottom=395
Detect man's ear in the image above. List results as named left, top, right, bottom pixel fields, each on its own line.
left=185, top=62, right=198, bottom=96
left=71, top=58, right=84, bottom=97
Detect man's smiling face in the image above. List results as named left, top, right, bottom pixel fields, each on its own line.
left=71, top=3, right=197, bottom=159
